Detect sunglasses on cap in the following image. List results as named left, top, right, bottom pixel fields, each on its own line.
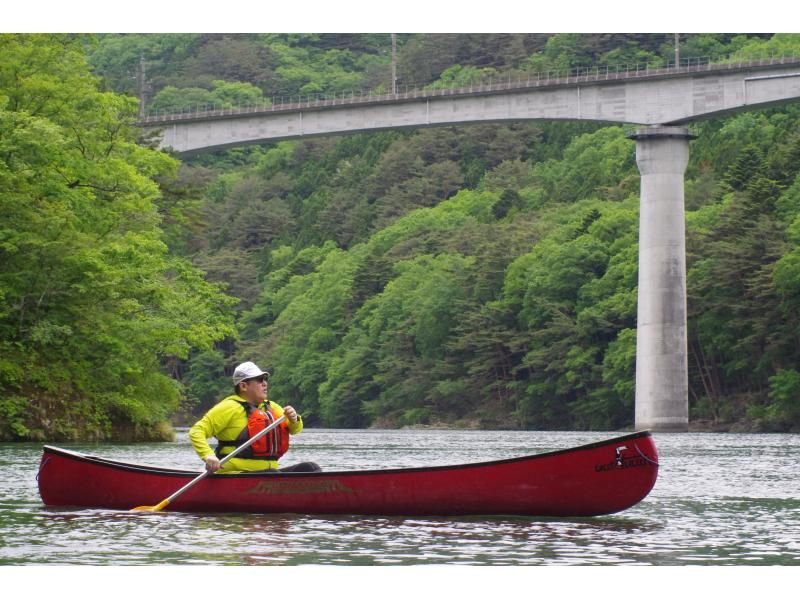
left=246, top=374, right=270, bottom=383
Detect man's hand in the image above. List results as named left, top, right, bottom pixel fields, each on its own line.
left=283, top=405, right=299, bottom=423
left=204, top=455, right=221, bottom=473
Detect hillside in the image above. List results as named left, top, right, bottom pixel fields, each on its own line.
left=2, top=33, right=800, bottom=439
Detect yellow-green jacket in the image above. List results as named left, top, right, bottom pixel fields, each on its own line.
left=189, top=395, right=304, bottom=473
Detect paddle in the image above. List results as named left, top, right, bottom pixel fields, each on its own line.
left=131, top=414, right=287, bottom=512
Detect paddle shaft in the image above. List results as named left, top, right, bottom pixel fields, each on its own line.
left=151, top=414, right=287, bottom=509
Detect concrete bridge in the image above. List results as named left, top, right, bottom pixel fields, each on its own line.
left=142, top=57, right=800, bottom=155
left=142, top=56, right=800, bottom=432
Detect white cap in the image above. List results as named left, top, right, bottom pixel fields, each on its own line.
left=232, top=361, right=269, bottom=385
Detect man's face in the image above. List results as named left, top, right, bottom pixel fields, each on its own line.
left=241, top=375, right=268, bottom=405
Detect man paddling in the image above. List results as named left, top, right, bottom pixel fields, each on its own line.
left=189, top=361, right=321, bottom=473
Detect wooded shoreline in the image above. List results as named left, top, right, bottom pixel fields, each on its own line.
left=3, top=34, right=800, bottom=441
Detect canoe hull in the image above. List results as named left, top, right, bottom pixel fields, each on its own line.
left=38, top=431, right=658, bottom=516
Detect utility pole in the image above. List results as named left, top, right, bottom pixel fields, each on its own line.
left=674, top=33, right=680, bottom=67
left=391, top=33, right=397, bottom=95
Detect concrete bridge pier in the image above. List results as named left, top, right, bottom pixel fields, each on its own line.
left=629, top=126, right=695, bottom=432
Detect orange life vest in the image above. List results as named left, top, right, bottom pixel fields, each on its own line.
left=215, top=401, right=289, bottom=460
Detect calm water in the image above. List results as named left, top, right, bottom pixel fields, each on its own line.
left=1, top=429, right=799, bottom=566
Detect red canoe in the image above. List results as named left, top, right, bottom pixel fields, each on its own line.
left=37, top=431, right=658, bottom=516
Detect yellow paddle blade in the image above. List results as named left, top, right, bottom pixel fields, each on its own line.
left=130, top=498, right=170, bottom=512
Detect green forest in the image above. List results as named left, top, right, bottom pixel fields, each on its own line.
left=2, top=33, right=800, bottom=441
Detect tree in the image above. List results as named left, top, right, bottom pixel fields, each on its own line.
left=0, top=34, right=236, bottom=440
left=178, top=35, right=274, bottom=90
left=524, top=33, right=593, bottom=73
left=148, top=79, right=267, bottom=114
